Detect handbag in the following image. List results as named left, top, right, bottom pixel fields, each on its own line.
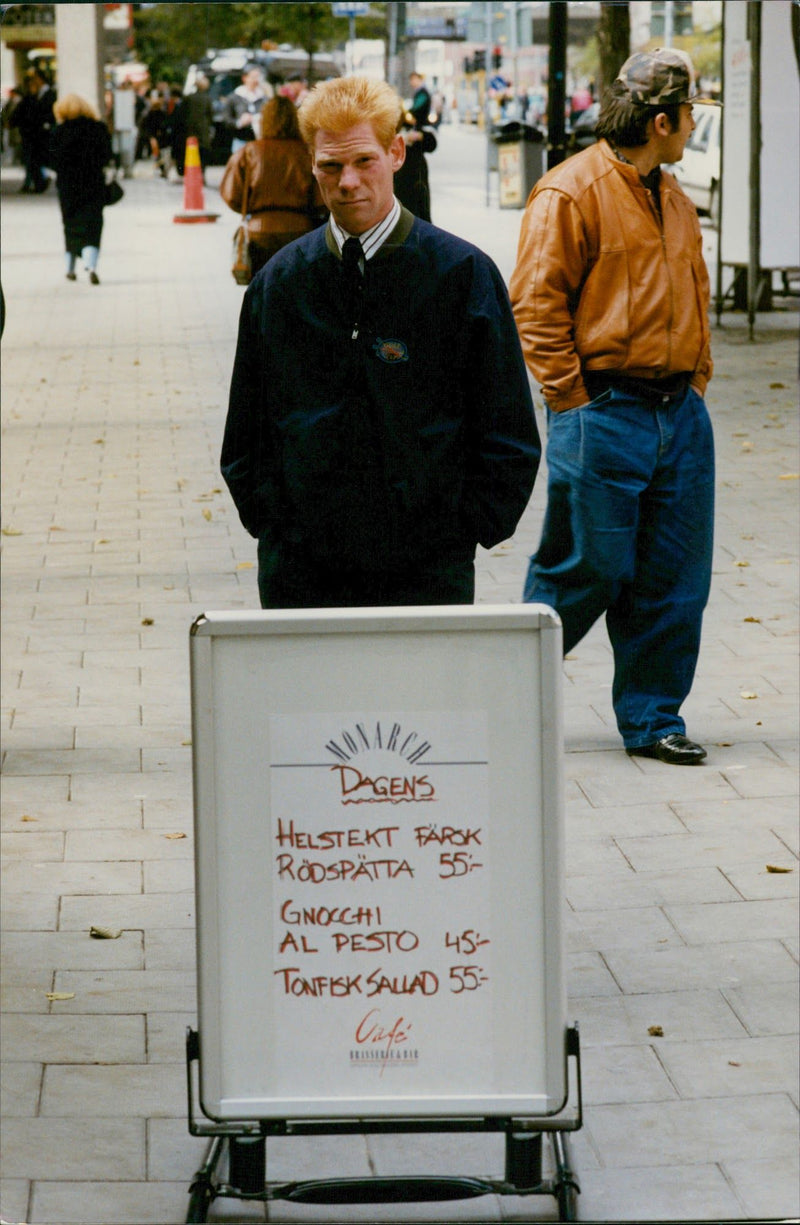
left=231, top=222, right=252, bottom=285
left=103, top=170, right=124, bottom=206
left=231, top=158, right=252, bottom=285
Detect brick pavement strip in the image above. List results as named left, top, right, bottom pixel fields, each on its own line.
left=1, top=151, right=798, bottom=1223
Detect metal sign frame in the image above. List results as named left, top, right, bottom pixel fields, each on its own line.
left=185, top=605, right=582, bottom=1220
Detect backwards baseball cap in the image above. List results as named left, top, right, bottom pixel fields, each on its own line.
left=616, top=48, right=698, bottom=107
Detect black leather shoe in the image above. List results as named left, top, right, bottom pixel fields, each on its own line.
left=627, top=734, right=707, bottom=765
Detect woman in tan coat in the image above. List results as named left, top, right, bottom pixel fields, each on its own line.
left=219, top=95, right=325, bottom=276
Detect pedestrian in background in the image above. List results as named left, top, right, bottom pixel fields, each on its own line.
left=407, top=71, right=432, bottom=128
left=50, top=94, right=112, bottom=284
left=510, top=49, right=714, bottom=766
left=219, top=95, right=325, bottom=277
left=221, top=76, right=539, bottom=609
left=279, top=73, right=309, bottom=106
left=173, top=72, right=213, bottom=177
left=137, top=91, right=167, bottom=173
left=394, top=108, right=436, bottom=222
left=10, top=67, right=55, bottom=192
left=223, top=65, right=271, bottom=153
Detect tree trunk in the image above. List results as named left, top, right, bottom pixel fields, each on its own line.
left=597, top=2, right=631, bottom=97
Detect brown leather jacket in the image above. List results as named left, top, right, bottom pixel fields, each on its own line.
left=219, top=138, right=324, bottom=237
left=509, top=139, right=712, bottom=412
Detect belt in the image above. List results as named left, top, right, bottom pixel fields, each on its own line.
left=585, top=371, right=691, bottom=405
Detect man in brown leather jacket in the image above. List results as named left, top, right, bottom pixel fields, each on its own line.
left=510, top=49, right=715, bottom=766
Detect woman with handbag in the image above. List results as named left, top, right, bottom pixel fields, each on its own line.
left=219, top=96, right=325, bottom=281
left=50, top=94, right=113, bottom=285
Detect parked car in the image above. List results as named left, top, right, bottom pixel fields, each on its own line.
left=184, top=45, right=341, bottom=164
left=667, top=100, right=721, bottom=221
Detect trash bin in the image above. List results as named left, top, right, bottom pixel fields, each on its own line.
left=490, top=121, right=546, bottom=208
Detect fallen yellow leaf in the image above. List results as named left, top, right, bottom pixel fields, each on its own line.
left=779, top=473, right=799, bottom=480
left=90, top=926, right=122, bottom=939
left=202, top=508, right=212, bottom=521
left=739, top=691, right=758, bottom=700
left=46, top=992, right=75, bottom=1002
left=648, top=1025, right=664, bottom=1037
left=743, top=616, right=761, bottom=623
left=766, top=864, right=793, bottom=874
left=164, top=832, right=187, bottom=840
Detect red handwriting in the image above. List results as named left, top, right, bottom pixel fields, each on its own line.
left=278, top=931, right=319, bottom=954
left=276, top=854, right=414, bottom=883
left=275, top=969, right=362, bottom=997
left=332, top=929, right=419, bottom=953
left=275, top=819, right=400, bottom=849
left=331, top=766, right=436, bottom=805
left=445, top=929, right=490, bottom=956
left=414, top=825, right=481, bottom=846
left=366, top=969, right=438, bottom=997
left=438, top=852, right=483, bottom=879
left=355, top=1008, right=412, bottom=1075
left=274, top=967, right=439, bottom=997
left=449, top=964, right=489, bottom=993
left=280, top=900, right=383, bottom=927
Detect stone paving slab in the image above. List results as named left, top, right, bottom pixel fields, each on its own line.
left=1, top=130, right=798, bottom=1223
left=1, top=1013, right=146, bottom=1065
left=1, top=1118, right=146, bottom=1181
left=1, top=930, right=144, bottom=973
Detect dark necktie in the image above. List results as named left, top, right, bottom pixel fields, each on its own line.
left=341, top=237, right=364, bottom=339
left=342, top=236, right=364, bottom=280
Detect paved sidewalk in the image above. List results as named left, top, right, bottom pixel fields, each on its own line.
left=1, top=132, right=798, bottom=1225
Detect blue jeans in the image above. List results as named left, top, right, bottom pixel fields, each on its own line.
left=524, top=385, right=715, bottom=748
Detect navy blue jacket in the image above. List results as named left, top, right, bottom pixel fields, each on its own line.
left=222, top=208, right=539, bottom=578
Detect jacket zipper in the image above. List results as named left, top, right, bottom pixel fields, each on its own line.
left=647, top=185, right=674, bottom=374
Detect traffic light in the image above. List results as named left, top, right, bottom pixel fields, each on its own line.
left=492, top=45, right=502, bottom=69
left=474, top=48, right=486, bottom=72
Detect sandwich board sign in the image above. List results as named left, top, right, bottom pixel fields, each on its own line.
left=189, top=605, right=566, bottom=1122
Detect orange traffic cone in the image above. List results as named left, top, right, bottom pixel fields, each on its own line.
left=173, top=137, right=219, bottom=224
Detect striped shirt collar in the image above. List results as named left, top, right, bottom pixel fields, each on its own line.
left=330, top=197, right=401, bottom=262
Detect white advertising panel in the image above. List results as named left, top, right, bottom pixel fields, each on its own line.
left=758, top=0, right=800, bottom=269
left=721, top=0, right=800, bottom=269
left=190, top=606, right=565, bottom=1120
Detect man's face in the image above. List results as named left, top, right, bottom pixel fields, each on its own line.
left=661, top=101, right=695, bottom=162
left=243, top=70, right=262, bottom=93
left=312, top=122, right=405, bottom=235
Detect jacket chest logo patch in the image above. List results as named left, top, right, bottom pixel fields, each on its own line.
left=373, top=337, right=409, bottom=364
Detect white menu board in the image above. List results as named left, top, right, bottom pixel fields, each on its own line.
left=190, top=606, right=565, bottom=1120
